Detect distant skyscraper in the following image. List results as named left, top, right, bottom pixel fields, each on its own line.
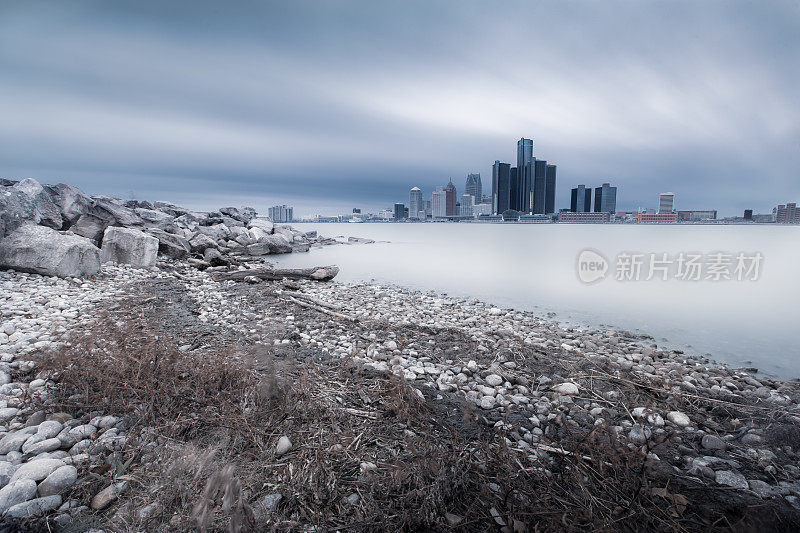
left=445, top=180, right=457, bottom=216
left=465, top=173, right=482, bottom=203
left=545, top=164, right=556, bottom=214
left=409, top=187, right=423, bottom=219
left=658, top=192, right=675, bottom=213
left=532, top=160, right=548, bottom=214
left=432, top=188, right=447, bottom=218
left=516, top=138, right=534, bottom=212
left=594, top=183, right=617, bottom=213
left=492, top=161, right=511, bottom=214
left=570, top=185, right=591, bottom=213
left=744, top=209, right=753, bottom=221
left=394, top=203, right=407, bottom=220
left=775, top=203, right=799, bottom=223
left=509, top=167, right=519, bottom=212
left=268, top=205, right=293, bottom=222
left=459, top=194, right=474, bottom=216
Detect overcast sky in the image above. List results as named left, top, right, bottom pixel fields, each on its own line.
left=1, top=1, right=798, bottom=216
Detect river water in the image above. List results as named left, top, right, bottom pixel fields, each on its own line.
left=272, top=222, right=800, bottom=379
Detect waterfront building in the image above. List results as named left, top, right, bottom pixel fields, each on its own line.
left=677, top=210, right=717, bottom=221
left=394, top=203, right=407, bottom=220
left=637, top=211, right=678, bottom=223
left=459, top=194, right=474, bottom=217
left=753, top=213, right=775, bottom=223
left=570, top=185, right=591, bottom=212
left=519, top=214, right=552, bottom=223
left=409, top=187, right=423, bottom=219
left=268, top=205, right=293, bottom=223
left=465, top=173, right=482, bottom=202
left=492, top=161, right=511, bottom=214
left=559, top=211, right=611, bottom=223
left=516, top=138, right=534, bottom=212
left=775, top=203, right=799, bottom=223
left=593, top=183, right=617, bottom=213
left=744, top=209, right=753, bottom=221
left=445, top=180, right=457, bottom=216
left=432, top=188, right=447, bottom=218
left=658, top=192, right=675, bottom=213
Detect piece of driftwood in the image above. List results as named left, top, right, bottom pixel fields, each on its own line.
left=212, top=265, right=339, bottom=282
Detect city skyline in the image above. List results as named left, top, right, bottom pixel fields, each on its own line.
left=1, top=2, right=798, bottom=217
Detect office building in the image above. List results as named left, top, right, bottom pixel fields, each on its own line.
left=432, top=188, right=447, bottom=218
left=516, top=138, right=534, bottom=212
left=474, top=203, right=493, bottom=217
left=459, top=194, right=474, bottom=216
left=658, top=192, right=675, bottom=213
left=530, top=160, right=546, bottom=214
left=545, top=165, right=556, bottom=214
left=559, top=212, right=611, bottom=223
left=570, top=185, right=591, bottom=212
left=445, top=180, right=457, bottom=216
left=677, top=210, right=717, bottom=221
left=638, top=212, right=678, bottom=223
left=744, top=209, right=753, bottom=221
left=492, top=161, right=511, bottom=214
left=409, top=187, right=423, bottom=219
left=394, top=203, right=407, bottom=220
left=509, top=167, right=519, bottom=212
left=465, top=173, right=482, bottom=202
left=775, top=203, right=799, bottom=223
left=268, top=205, right=293, bottom=223
left=594, top=183, right=617, bottom=213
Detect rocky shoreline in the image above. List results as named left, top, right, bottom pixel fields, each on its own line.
left=0, top=180, right=799, bottom=530
left=0, top=257, right=798, bottom=529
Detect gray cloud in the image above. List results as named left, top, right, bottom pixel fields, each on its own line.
left=0, top=0, right=798, bottom=216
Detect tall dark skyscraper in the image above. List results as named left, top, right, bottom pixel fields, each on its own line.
left=465, top=173, right=482, bottom=202
left=445, top=180, right=457, bottom=216
left=570, top=185, right=591, bottom=212
left=492, top=161, right=511, bottom=214
left=394, top=202, right=407, bottom=220
left=532, top=160, right=548, bottom=214
left=516, top=138, right=534, bottom=213
left=509, top=167, right=519, bottom=212
left=593, top=183, right=617, bottom=213
left=545, top=164, right=556, bottom=214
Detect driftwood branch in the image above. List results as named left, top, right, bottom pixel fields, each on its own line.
left=212, top=265, right=339, bottom=282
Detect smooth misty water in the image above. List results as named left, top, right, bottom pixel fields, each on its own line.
left=273, top=223, right=800, bottom=379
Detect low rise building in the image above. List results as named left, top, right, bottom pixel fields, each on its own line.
left=558, top=211, right=611, bottom=223
left=637, top=212, right=678, bottom=223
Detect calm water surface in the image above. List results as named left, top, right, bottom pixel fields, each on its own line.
left=273, top=223, right=800, bottom=379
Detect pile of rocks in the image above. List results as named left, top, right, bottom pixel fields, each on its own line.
left=0, top=178, right=326, bottom=278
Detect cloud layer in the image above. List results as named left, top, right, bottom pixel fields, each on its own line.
left=1, top=0, right=798, bottom=216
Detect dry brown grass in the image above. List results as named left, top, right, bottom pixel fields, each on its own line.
left=29, top=296, right=800, bottom=533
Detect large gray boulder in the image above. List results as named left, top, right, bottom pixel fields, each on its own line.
left=135, top=208, right=175, bottom=229
left=189, top=233, right=218, bottom=254
left=100, top=227, right=158, bottom=268
left=248, top=218, right=274, bottom=234
left=13, top=179, right=63, bottom=230
left=0, top=186, right=36, bottom=238
left=153, top=200, right=191, bottom=218
left=43, top=183, right=91, bottom=228
left=70, top=213, right=109, bottom=243
left=91, top=197, right=143, bottom=227
left=246, top=234, right=293, bottom=255
left=145, top=229, right=191, bottom=259
left=0, top=225, right=100, bottom=278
